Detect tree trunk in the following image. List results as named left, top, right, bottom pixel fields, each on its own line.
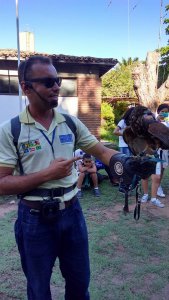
left=132, top=51, right=169, bottom=112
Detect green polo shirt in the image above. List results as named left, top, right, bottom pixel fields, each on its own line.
left=0, top=107, right=98, bottom=201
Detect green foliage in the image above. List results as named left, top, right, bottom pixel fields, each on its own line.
left=119, top=57, right=139, bottom=66
left=164, top=5, right=169, bottom=36
left=102, top=58, right=139, bottom=99
left=100, top=100, right=131, bottom=140
left=159, top=5, right=169, bottom=86
left=101, top=102, right=115, bottom=130
left=100, top=127, right=118, bottom=145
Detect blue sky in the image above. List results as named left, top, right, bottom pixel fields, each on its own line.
left=0, top=0, right=169, bottom=62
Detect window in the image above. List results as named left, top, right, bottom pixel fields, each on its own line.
left=0, top=72, right=19, bottom=95
left=0, top=73, right=77, bottom=96
left=59, top=78, right=77, bottom=97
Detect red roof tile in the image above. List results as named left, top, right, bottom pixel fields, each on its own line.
left=0, top=49, right=118, bottom=66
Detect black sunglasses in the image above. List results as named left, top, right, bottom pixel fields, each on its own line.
left=27, top=77, right=62, bottom=88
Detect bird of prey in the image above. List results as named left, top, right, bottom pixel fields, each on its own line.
left=123, top=105, right=169, bottom=156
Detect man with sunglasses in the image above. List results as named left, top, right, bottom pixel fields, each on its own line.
left=0, top=55, right=156, bottom=300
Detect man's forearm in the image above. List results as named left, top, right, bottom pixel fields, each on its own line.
left=86, top=142, right=118, bottom=166
left=0, top=157, right=78, bottom=196
left=0, top=169, right=50, bottom=195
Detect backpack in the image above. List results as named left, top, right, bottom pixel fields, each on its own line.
left=11, top=113, right=77, bottom=175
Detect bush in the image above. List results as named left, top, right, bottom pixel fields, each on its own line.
left=100, top=127, right=118, bottom=145
left=101, top=102, right=115, bottom=130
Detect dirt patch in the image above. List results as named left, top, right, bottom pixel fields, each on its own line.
left=0, top=195, right=169, bottom=220
left=0, top=201, right=18, bottom=218
left=102, top=196, right=169, bottom=220
left=141, top=197, right=169, bottom=217
left=102, top=206, right=121, bottom=221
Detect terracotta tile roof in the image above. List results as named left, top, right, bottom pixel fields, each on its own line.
left=0, top=49, right=118, bottom=66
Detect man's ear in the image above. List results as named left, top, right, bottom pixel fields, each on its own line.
left=20, top=81, right=32, bottom=95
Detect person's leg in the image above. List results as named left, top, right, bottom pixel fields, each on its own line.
left=14, top=202, right=58, bottom=300
left=150, top=162, right=164, bottom=207
left=141, top=178, right=149, bottom=202
left=90, top=172, right=100, bottom=196
left=77, top=173, right=85, bottom=198
left=157, top=168, right=166, bottom=197
left=77, top=172, right=85, bottom=189
left=142, top=178, right=148, bottom=194
left=151, top=174, right=161, bottom=198
left=59, top=200, right=90, bottom=300
left=90, top=172, right=98, bottom=188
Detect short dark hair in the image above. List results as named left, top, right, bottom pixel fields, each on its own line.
left=157, top=103, right=169, bottom=113
left=18, top=55, right=53, bottom=83
left=83, top=153, right=92, bottom=160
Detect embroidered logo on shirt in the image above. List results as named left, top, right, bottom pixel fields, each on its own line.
left=20, top=139, right=42, bottom=154
left=59, top=134, right=73, bottom=144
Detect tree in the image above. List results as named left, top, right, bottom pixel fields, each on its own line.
left=158, top=5, right=169, bottom=86
left=102, top=58, right=139, bottom=98
left=132, top=50, right=169, bottom=111
left=132, top=4, right=169, bottom=111
left=133, top=5, right=169, bottom=111
left=119, top=57, right=139, bottom=66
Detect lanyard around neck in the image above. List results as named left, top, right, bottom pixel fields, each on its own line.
left=39, top=127, right=56, bottom=156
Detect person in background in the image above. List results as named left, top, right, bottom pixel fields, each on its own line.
left=141, top=103, right=169, bottom=208
left=156, top=103, right=169, bottom=197
left=113, top=107, right=135, bottom=155
left=74, top=148, right=85, bottom=172
left=77, top=153, right=100, bottom=198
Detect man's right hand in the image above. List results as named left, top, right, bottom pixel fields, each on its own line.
left=46, top=157, right=80, bottom=180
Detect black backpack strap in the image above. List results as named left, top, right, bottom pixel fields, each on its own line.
left=11, top=113, right=77, bottom=175
left=11, top=115, right=24, bottom=175
left=11, top=116, right=21, bottom=145
left=62, top=114, right=77, bottom=147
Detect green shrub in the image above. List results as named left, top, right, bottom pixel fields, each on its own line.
left=101, top=102, right=115, bottom=130
left=100, top=127, right=118, bottom=145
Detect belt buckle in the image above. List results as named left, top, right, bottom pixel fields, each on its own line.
left=57, top=187, right=65, bottom=196
left=50, top=187, right=65, bottom=198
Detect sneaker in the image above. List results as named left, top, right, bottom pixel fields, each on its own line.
left=93, top=189, right=100, bottom=197
left=77, top=190, right=83, bottom=199
left=157, top=186, right=165, bottom=198
left=150, top=198, right=164, bottom=208
left=141, top=194, right=149, bottom=203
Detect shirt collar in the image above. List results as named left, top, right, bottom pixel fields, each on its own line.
left=19, top=106, right=66, bottom=125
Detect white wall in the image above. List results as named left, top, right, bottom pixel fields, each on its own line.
left=57, top=97, right=78, bottom=116
left=0, top=95, right=78, bottom=124
left=0, top=95, right=26, bottom=124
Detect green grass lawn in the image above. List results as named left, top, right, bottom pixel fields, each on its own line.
left=1, top=171, right=169, bottom=299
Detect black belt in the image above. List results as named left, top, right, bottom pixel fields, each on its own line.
left=19, top=183, right=77, bottom=198
left=20, top=196, right=77, bottom=211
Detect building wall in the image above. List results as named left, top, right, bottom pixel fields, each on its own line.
left=78, top=75, right=101, bottom=139
left=0, top=95, right=78, bottom=124
left=0, top=95, right=25, bottom=123
left=0, top=60, right=102, bottom=139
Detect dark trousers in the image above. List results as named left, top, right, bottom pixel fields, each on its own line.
left=14, top=199, right=90, bottom=300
